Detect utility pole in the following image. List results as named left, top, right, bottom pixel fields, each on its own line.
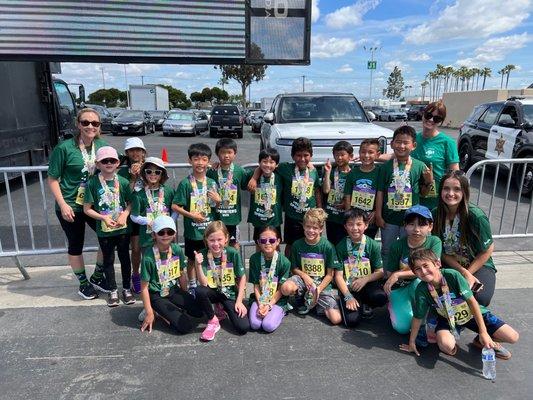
left=100, top=67, right=105, bottom=89
left=141, top=75, right=144, bottom=85
left=364, top=46, right=379, bottom=101
left=124, top=64, right=130, bottom=109
left=404, top=85, right=413, bottom=98
left=302, top=75, right=306, bottom=92
left=248, top=83, right=251, bottom=108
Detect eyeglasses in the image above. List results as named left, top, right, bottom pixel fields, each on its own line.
left=156, top=229, right=175, bottom=236
left=80, top=120, right=101, bottom=127
left=145, top=169, right=162, bottom=176
left=423, top=112, right=444, bottom=124
left=258, top=238, right=277, bottom=244
left=100, top=158, right=117, bottom=165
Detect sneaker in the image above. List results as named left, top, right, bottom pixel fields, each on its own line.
left=122, top=289, right=135, bottom=305
left=361, top=304, right=374, bottom=319
left=78, top=284, right=98, bottom=300
left=415, top=325, right=429, bottom=348
left=214, top=303, right=227, bottom=321
left=90, top=275, right=111, bottom=293
left=472, top=336, right=512, bottom=360
left=131, top=274, right=141, bottom=294
left=297, top=288, right=317, bottom=315
left=138, top=309, right=147, bottom=322
left=107, top=290, right=120, bottom=307
left=200, top=318, right=221, bottom=341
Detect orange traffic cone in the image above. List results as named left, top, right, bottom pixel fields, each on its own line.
left=161, top=147, right=169, bottom=163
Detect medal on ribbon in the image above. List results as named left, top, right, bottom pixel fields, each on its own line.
left=153, top=245, right=173, bottom=297
left=258, top=251, right=279, bottom=305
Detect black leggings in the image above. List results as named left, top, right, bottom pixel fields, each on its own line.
left=473, top=266, right=496, bottom=307
left=56, top=210, right=97, bottom=255
left=149, top=287, right=203, bottom=334
left=195, top=285, right=250, bottom=334
left=339, top=280, right=387, bottom=328
left=97, top=234, right=131, bottom=291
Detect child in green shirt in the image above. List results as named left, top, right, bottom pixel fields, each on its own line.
left=401, top=248, right=518, bottom=360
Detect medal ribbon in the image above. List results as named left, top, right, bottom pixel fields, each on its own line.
left=217, top=163, right=234, bottom=205
left=189, top=174, right=207, bottom=213
left=294, top=166, right=309, bottom=210
left=261, top=174, right=276, bottom=216
left=98, top=174, right=120, bottom=215
left=346, top=235, right=366, bottom=284
left=427, top=275, right=459, bottom=338
left=207, top=249, right=227, bottom=290
left=146, top=186, right=165, bottom=216
left=79, top=139, right=96, bottom=177
left=259, top=251, right=279, bottom=304
left=392, top=157, right=412, bottom=195
left=443, top=214, right=460, bottom=254
left=153, top=245, right=173, bottom=295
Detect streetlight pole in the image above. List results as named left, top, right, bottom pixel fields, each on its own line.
left=364, top=46, right=379, bottom=101
left=100, top=67, right=105, bottom=89
left=302, top=75, right=306, bottom=92
left=124, top=64, right=130, bottom=109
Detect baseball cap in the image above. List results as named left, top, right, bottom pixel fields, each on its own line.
left=95, top=146, right=119, bottom=162
left=124, top=137, right=146, bottom=151
left=404, top=205, right=433, bottom=221
left=143, top=157, right=167, bottom=171
left=152, top=215, right=176, bottom=233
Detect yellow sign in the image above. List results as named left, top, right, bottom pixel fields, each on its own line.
left=351, top=189, right=375, bottom=211
left=301, top=255, right=325, bottom=277
left=344, top=259, right=371, bottom=279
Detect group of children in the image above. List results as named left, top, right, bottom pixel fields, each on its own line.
left=80, top=126, right=519, bottom=360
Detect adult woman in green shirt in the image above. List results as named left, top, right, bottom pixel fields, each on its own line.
left=433, top=170, right=496, bottom=307
left=47, top=108, right=108, bottom=300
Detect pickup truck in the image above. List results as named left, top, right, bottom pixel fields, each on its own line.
left=209, top=105, right=244, bottom=138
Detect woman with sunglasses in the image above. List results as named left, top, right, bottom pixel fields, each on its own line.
left=248, top=226, right=291, bottom=333
left=432, top=170, right=496, bottom=307
left=48, top=108, right=108, bottom=300
left=411, top=101, right=460, bottom=211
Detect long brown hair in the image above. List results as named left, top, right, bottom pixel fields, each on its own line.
left=433, top=170, right=477, bottom=248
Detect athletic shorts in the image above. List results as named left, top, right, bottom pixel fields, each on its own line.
left=283, top=216, right=305, bottom=245
left=288, top=275, right=338, bottom=314
left=435, top=311, right=505, bottom=336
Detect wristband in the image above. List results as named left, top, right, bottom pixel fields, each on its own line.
left=344, top=293, right=354, bottom=302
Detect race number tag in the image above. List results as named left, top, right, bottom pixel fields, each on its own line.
left=387, top=187, right=412, bottom=210
left=75, top=183, right=86, bottom=205
left=207, top=265, right=236, bottom=288
left=422, top=182, right=437, bottom=198
left=100, top=208, right=123, bottom=233
left=327, top=190, right=343, bottom=206
left=255, top=188, right=277, bottom=205
left=291, top=179, right=313, bottom=198
left=301, top=253, right=325, bottom=277
left=344, top=258, right=371, bottom=279
left=190, top=194, right=209, bottom=215
left=221, top=185, right=238, bottom=207
left=260, top=272, right=279, bottom=302
left=436, top=298, right=473, bottom=325
left=159, top=257, right=181, bottom=283
left=351, top=187, right=375, bottom=211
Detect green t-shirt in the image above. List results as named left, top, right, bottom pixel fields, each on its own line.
left=117, top=163, right=144, bottom=192
left=199, top=246, right=245, bottom=300
left=411, top=132, right=459, bottom=210
left=247, top=172, right=284, bottom=228
left=323, top=167, right=351, bottom=224
left=335, top=235, right=383, bottom=282
left=84, top=173, right=133, bottom=237
left=131, top=184, right=175, bottom=248
left=344, top=165, right=380, bottom=212
left=173, top=175, right=218, bottom=240
left=377, top=157, right=427, bottom=226
left=290, top=237, right=340, bottom=290
left=433, top=204, right=496, bottom=272
left=206, top=164, right=250, bottom=226
left=277, top=162, right=321, bottom=221
left=140, top=243, right=187, bottom=294
left=413, top=268, right=488, bottom=322
left=386, top=235, right=442, bottom=288
left=248, top=251, right=291, bottom=309
left=47, top=137, right=108, bottom=212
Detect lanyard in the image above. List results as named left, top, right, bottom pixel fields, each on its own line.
left=98, top=174, right=120, bottom=215
left=153, top=245, right=173, bottom=296
left=145, top=186, right=165, bottom=214
left=189, top=174, right=207, bottom=212
left=260, top=174, right=276, bottom=216
left=346, top=236, right=366, bottom=280
left=294, top=166, right=309, bottom=209
left=207, top=249, right=227, bottom=289
left=392, top=157, right=412, bottom=194
left=427, top=275, right=460, bottom=338
left=217, top=163, right=234, bottom=206
left=443, top=214, right=460, bottom=254
left=259, top=251, right=279, bottom=304
left=79, top=139, right=96, bottom=177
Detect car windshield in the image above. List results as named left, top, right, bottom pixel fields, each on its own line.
left=118, top=111, right=144, bottom=118
left=523, top=105, right=533, bottom=124
left=279, top=96, right=366, bottom=122
left=151, top=111, right=165, bottom=118
left=167, top=113, right=193, bottom=121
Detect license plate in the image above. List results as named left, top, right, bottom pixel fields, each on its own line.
left=122, top=126, right=128, bottom=130
left=223, top=126, right=229, bottom=129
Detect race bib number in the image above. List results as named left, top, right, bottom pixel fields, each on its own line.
left=100, top=209, right=123, bottom=233
left=301, top=253, right=325, bottom=277
left=75, top=183, right=86, bottom=205
left=221, top=185, right=238, bottom=206
left=436, top=298, right=473, bottom=325
left=207, top=265, right=236, bottom=288
left=159, top=257, right=181, bottom=284
left=344, top=258, right=371, bottom=279
left=351, top=188, right=375, bottom=211
left=190, top=194, right=209, bottom=215
left=291, top=179, right=313, bottom=199
left=260, top=273, right=279, bottom=303
left=327, top=190, right=343, bottom=205
left=422, top=181, right=437, bottom=198
left=387, top=187, right=412, bottom=210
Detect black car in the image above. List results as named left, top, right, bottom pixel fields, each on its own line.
left=407, top=104, right=426, bottom=121
left=148, top=110, right=168, bottom=131
left=85, top=103, right=114, bottom=133
left=458, top=97, right=533, bottom=195
left=111, top=110, right=155, bottom=136
left=209, top=105, right=243, bottom=138
left=251, top=111, right=265, bottom=133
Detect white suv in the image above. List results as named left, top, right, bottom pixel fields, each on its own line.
left=260, top=92, right=393, bottom=163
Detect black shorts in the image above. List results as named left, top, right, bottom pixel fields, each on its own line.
left=56, top=210, right=97, bottom=256
left=226, top=225, right=239, bottom=246
left=435, top=311, right=505, bottom=336
left=326, top=221, right=347, bottom=246
left=130, top=222, right=140, bottom=237
left=184, top=237, right=205, bottom=261
left=253, top=225, right=282, bottom=243
left=283, top=216, right=304, bottom=245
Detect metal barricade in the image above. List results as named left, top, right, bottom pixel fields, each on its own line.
left=466, top=158, right=533, bottom=238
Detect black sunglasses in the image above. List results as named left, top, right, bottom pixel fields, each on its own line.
left=156, top=229, right=175, bottom=236
left=145, top=169, right=162, bottom=176
left=80, top=120, right=101, bottom=127
left=100, top=158, right=117, bottom=165
left=258, top=238, right=277, bottom=244
left=424, top=112, right=444, bottom=124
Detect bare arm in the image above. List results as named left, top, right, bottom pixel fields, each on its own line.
left=48, top=177, right=74, bottom=222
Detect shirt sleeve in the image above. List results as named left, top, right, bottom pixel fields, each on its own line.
left=84, top=177, right=96, bottom=205
left=131, top=192, right=141, bottom=216
left=325, top=241, right=341, bottom=270
left=369, top=239, right=383, bottom=270
left=47, top=144, right=65, bottom=179
left=175, top=244, right=187, bottom=272
left=140, top=255, right=153, bottom=282
left=240, top=166, right=252, bottom=190
left=376, top=162, right=388, bottom=191
left=429, top=236, right=443, bottom=258
left=248, top=253, right=260, bottom=284
left=279, top=256, right=291, bottom=283
left=446, top=136, right=460, bottom=165
left=172, top=179, right=188, bottom=208
left=412, top=284, right=431, bottom=320
left=344, top=169, right=355, bottom=195
left=450, top=269, right=473, bottom=300
left=385, top=240, right=401, bottom=272
left=290, top=243, right=300, bottom=271
left=470, top=208, right=493, bottom=251
left=231, top=248, right=245, bottom=278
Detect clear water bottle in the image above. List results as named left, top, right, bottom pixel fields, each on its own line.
left=426, top=317, right=437, bottom=344
left=482, top=347, right=496, bottom=380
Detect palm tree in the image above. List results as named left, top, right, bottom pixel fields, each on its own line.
left=471, top=67, right=481, bottom=90
left=481, top=67, right=491, bottom=90
left=498, top=68, right=505, bottom=89
left=444, top=66, right=455, bottom=93
left=457, top=66, right=469, bottom=91
left=421, top=80, right=429, bottom=101
left=504, top=64, right=516, bottom=89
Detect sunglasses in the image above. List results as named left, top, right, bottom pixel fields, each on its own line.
left=424, top=112, right=444, bottom=124
left=157, top=229, right=175, bottom=236
left=100, top=158, right=117, bottom=165
left=145, top=169, right=162, bottom=176
left=80, top=120, right=101, bottom=127
left=258, top=238, right=277, bottom=244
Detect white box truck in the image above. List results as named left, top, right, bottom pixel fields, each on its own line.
left=261, top=97, right=274, bottom=111
left=129, top=85, right=169, bottom=111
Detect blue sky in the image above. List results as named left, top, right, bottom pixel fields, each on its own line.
left=60, top=0, right=533, bottom=102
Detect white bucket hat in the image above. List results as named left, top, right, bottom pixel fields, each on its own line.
left=124, top=137, right=146, bottom=151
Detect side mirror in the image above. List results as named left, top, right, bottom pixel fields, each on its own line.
left=498, top=119, right=516, bottom=128
left=521, top=121, right=533, bottom=130
left=263, top=112, right=274, bottom=123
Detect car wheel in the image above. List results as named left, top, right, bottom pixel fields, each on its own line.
left=514, top=157, right=533, bottom=197
left=388, top=116, right=393, bottom=122
left=458, top=140, right=473, bottom=172
left=112, top=131, right=118, bottom=136
left=209, top=127, right=217, bottom=138
left=237, top=128, right=243, bottom=139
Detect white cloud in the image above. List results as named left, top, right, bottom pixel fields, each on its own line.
left=405, top=0, right=531, bottom=44
left=311, top=35, right=358, bottom=58
left=408, top=53, right=431, bottom=62
left=325, top=0, right=381, bottom=29
left=456, top=33, right=530, bottom=67
left=312, top=0, right=320, bottom=23
left=337, top=64, right=354, bottom=73
left=384, top=60, right=411, bottom=73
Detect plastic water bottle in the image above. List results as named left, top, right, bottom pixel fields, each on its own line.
left=426, top=317, right=437, bottom=344
left=482, top=347, right=496, bottom=380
